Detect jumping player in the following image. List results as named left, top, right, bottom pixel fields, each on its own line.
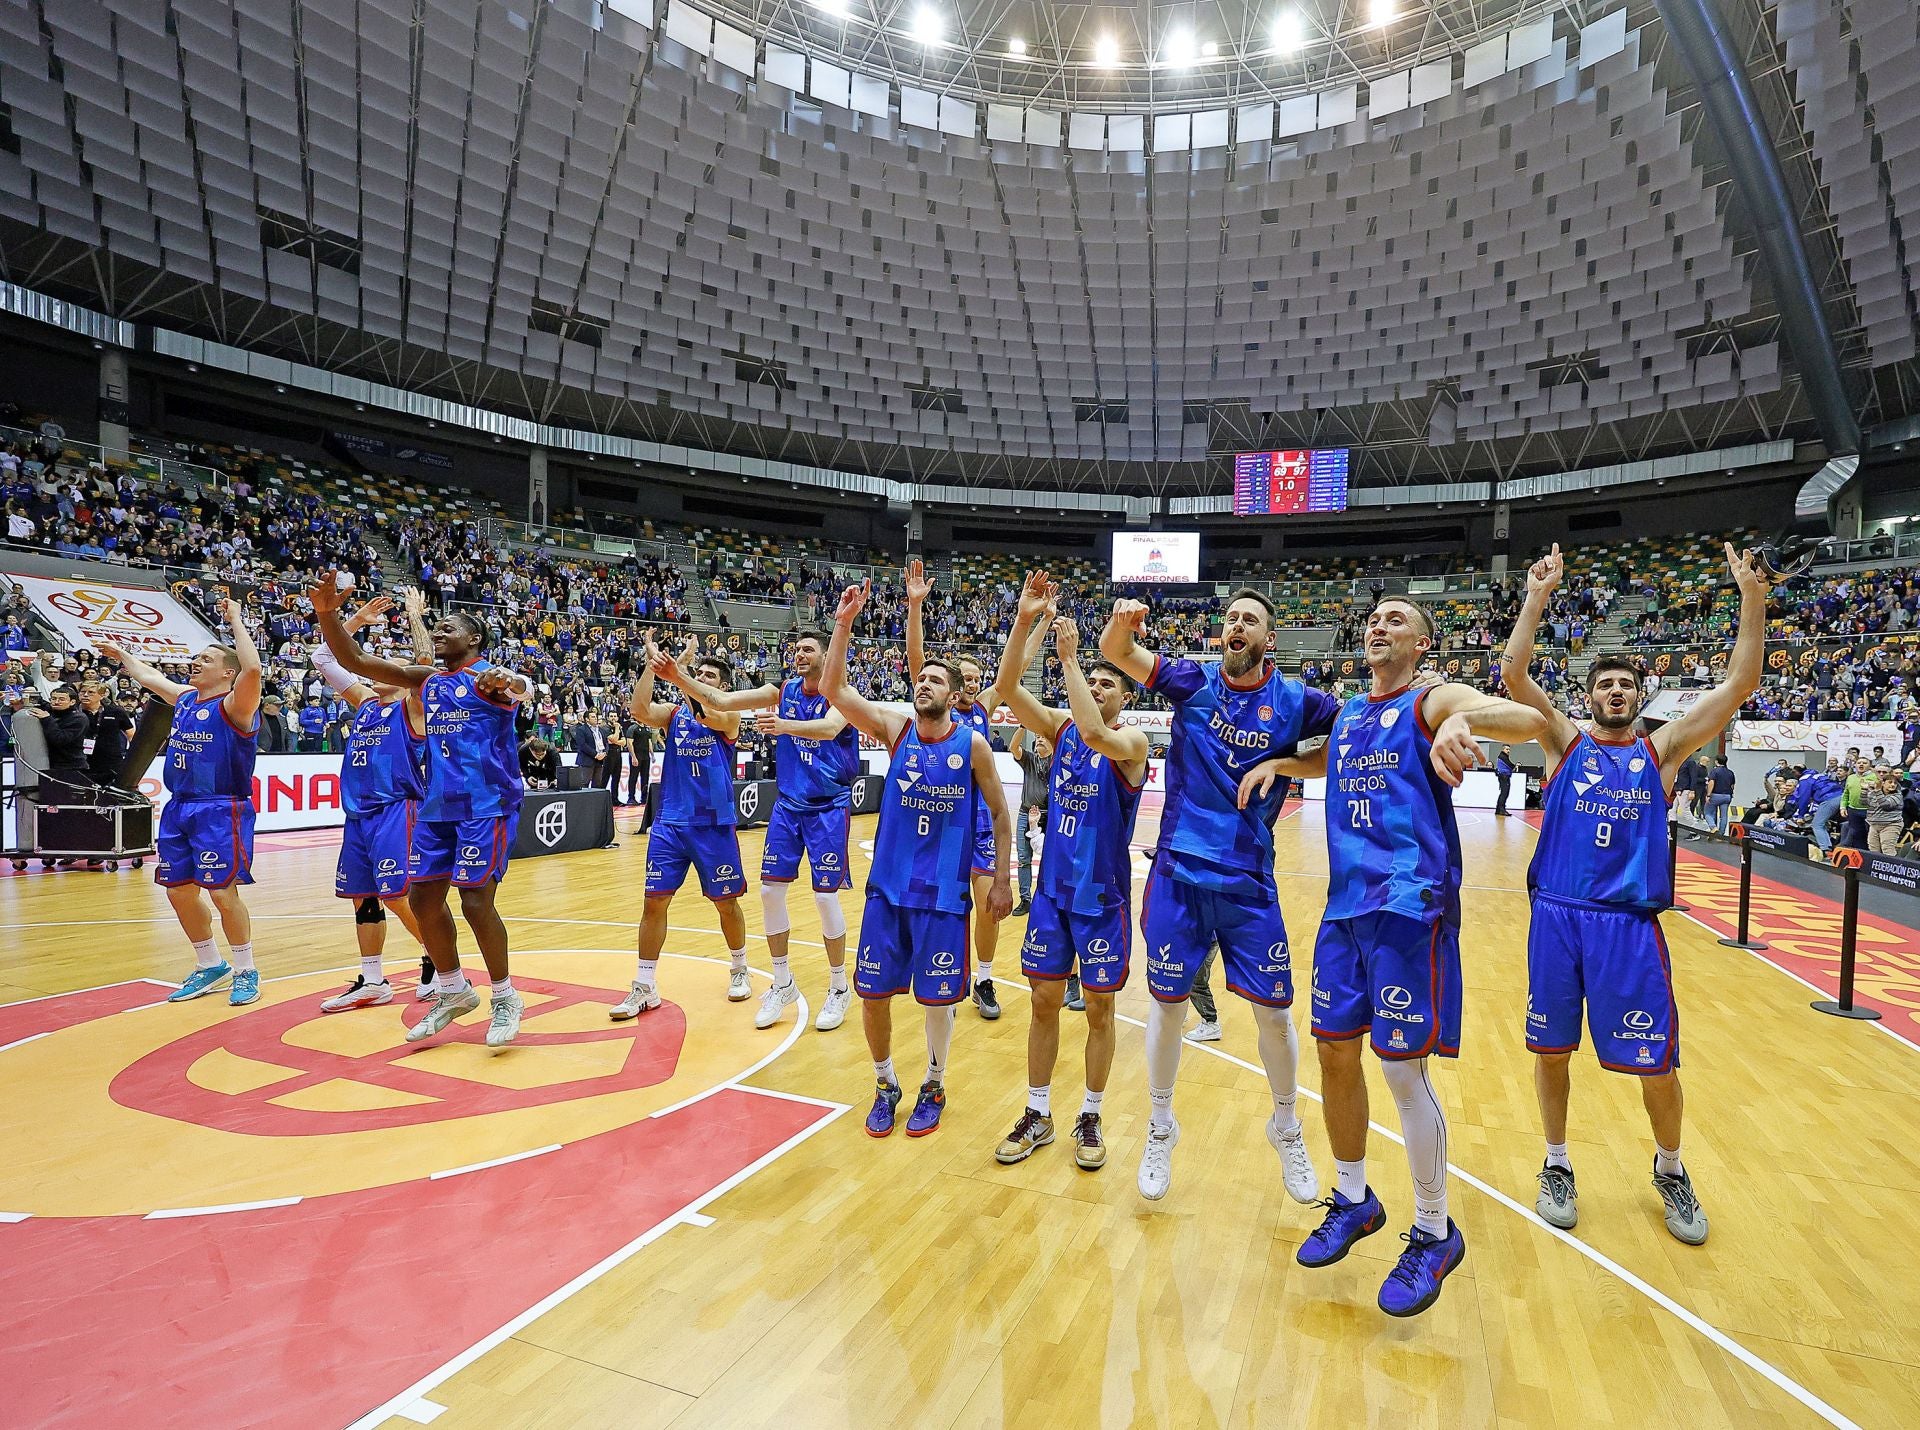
left=654, top=628, right=859, bottom=1032
left=307, top=595, right=429, bottom=1011
left=98, top=598, right=264, bottom=1005
left=1502, top=542, right=1767, bottom=1244
left=310, top=575, right=531, bottom=1049
left=904, top=557, right=1043, bottom=1020
left=989, top=574, right=1147, bottom=1172
left=610, top=634, right=750, bottom=1019
left=1242, top=597, right=1546, bottom=1317
left=1098, top=591, right=1334, bottom=1206
left=822, top=579, right=1013, bottom=1138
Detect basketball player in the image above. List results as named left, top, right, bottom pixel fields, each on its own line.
left=306, top=595, right=429, bottom=1011
left=1241, top=596, right=1546, bottom=1317
left=1501, top=542, right=1767, bottom=1244
left=904, top=557, right=1044, bottom=1020
left=609, top=634, right=751, bottom=1019
left=309, top=575, right=531, bottom=1049
left=989, top=574, right=1146, bottom=1171
left=822, top=579, right=1013, bottom=1138
left=97, top=598, right=263, bottom=1005
left=1097, top=591, right=1333, bottom=1206
left=653, top=628, right=859, bottom=1033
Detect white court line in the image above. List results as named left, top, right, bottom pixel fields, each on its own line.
left=678, top=1211, right=717, bottom=1228
left=391, top=1399, right=446, bottom=1425
left=0, top=1212, right=30, bottom=1223
left=428, top=1146, right=561, bottom=1181
left=341, top=1104, right=851, bottom=1430
left=145, top=1197, right=303, bottom=1220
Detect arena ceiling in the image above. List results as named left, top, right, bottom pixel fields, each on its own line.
left=0, top=0, right=1915, bottom=496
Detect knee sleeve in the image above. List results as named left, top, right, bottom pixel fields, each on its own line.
left=354, top=897, right=385, bottom=925
left=814, top=890, right=847, bottom=940
left=761, top=881, right=791, bottom=936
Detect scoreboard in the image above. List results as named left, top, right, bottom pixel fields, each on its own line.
left=1232, top=449, right=1351, bottom=515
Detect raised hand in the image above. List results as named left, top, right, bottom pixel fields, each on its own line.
left=219, top=597, right=246, bottom=630
left=1527, top=544, right=1563, bottom=599
left=1051, top=614, right=1078, bottom=660
left=835, top=579, right=871, bottom=625
left=1018, top=570, right=1055, bottom=622
left=1727, top=542, right=1769, bottom=598
left=95, top=640, right=130, bottom=667
left=401, top=587, right=427, bottom=618
left=344, top=594, right=394, bottom=634
left=1112, top=598, right=1150, bottom=636
left=905, top=559, right=933, bottom=604
left=307, top=573, right=348, bottom=617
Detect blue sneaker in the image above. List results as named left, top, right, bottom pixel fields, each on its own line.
left=865, top=1081, right=903, bottom=1137
left=167, top=962, right=231, bottom=1002
left=228, top=969, right=260, bottom=1006
left=1378, top=1219, right=1467, bottom=1318
left=905, top=1080, right=946, bottom=1137
left=1296, top=1189, right=1387, bottom=1268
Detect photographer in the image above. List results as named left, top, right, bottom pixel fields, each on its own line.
left=519, top=735, right=560, bottom=789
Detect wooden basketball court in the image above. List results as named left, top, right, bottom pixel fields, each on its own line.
left=3, top=800, right=1915, bottom=1429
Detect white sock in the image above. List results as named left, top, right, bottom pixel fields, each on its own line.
left=228, top=941, right=255, bottom=972
left=829, top=964, right=848, bottom=994
left=924, top=1005, right=956, bottom=1084
left=440, top=969, right=471, bottom=997
left=1252, top=1003, right=1302, bottom=1135
left=1027, top=1084, right=1051, bottom=1116
left=728, top=946, right=748, bottom=973
left=975, top=959, right=994, bottom=983
left=635, top=961, right=657, bottom=992
left=771, top=955, right=791, bottom=988
left=1654, top=1142, right=1683, bottom=1177
left=360, top=955, right=384, bottom=982
left=1545, top=1140, right=1572, bottom=1171
left=493, top=976, right=514, bottom=997
left=1082, top=1088, right=1104, bottom=1116
left=1382, top=1057, right=1450, bottom=1236
left=1336, top=1158, right=1368, bottom=1203
left=874, top=1057, right=896, bottom=1087
left=191, top=937, right=220, bottom=969
left=1145, top=998, right=1185, bottom=1131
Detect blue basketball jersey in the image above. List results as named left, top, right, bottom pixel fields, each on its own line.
left=1530, top=731, right=1671, bottom=911
left=342, top=697, right=426, bottom=817
left=421, top=659, right=524, bottom=821
left=954, top=700, right=992, bottom=739
left=1039, top=720, right=1144, bottom=915
left=162, top=689, right=257, bottom=800
left=869, top=720, right=976, bottom=913
left=658, top=704, right=738, bottom=828
left=1148, top=655, right=1339, bottom=898
left=775, top=678, right=858, bottom=812
left=1324, top=686, right=1462, bottom=925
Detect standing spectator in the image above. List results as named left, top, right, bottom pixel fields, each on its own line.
left=1864, top=770, right=1906, bottom=855
left=602, top=714, right=626, bottom=795
left=1808, top=759, right=1847, bottom=852
left=258, top=695, right=293, bottom=754
left=1704, top=756, right=1736, bottom=834
left=296, top=695, right=326, bottom=753
left=571, top=710, right=607, bottom=786
left=1494, top=745, right=1515, bottom=817
left=1840, top=760, right=1871, bottom=850
left=77, top=680, right=135, bottom=785
left=1010, top=726, right=1052, bottom=916
left=22, top=682, right=92, bottom=803
left=1671, top=753, right=1704, bottom=828
left=625, top=715, right=653, bottom=813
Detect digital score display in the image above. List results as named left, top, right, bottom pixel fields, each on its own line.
left=1232, top=449, right=1351, bottom=515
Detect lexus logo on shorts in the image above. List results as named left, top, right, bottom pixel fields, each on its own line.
left=1087, top=938, right=1111, bottom=956
left=819, top=852, right=839, bottom=867
left=534, top=803, right=568, bottom=847
left=1267, top=941, right=1287, bottom=965
left=459, top=845, right=482, bottom=862
left=716, top=864, right=737, bottom=879
left=738, top=784, right=760, bottom=818
left=197, top=850, right=221, bottom=866
left=377, top=858, right=399, bottom=874
left=1382, top=986, right=1414, bottom=1010
left=1624, top=1009, right=1655, bottom=1030
left=931, top=950, right=958, bottom=969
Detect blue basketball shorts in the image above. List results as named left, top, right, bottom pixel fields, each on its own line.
left=1526, top=893, right=1679, bottom=1075
left=1139, top=857, right=1294, bottom=1006
left=412, top=812, right=517, bottom=888
left=155, top=796, right=255, bottom=889
left=1312, top=910, right=1462, bottom=1060
left=645, top=821, right=747, bottom=900
left=1020, top=890, right=1131, bottom=992
left=336, top=801, right=417, bottom=899
left=971, top=802, right=997, bottom=879
left=761, top=801, right=852, bottom=891
left=854, top=891, right=970, bottom=1005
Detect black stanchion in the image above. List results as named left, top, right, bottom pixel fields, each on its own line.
left=1716, top=827, right=1768, bottom=951
left=1666, top=818, right=1691, bottom=912
left=1812, top=858, right=1884, bottom=1021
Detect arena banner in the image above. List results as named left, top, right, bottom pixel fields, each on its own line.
left=5, top=570, right=218, bottom=666
left=1829, top=845, right=1920, bottom=894
left=1315, top=650, right=1495, bottom=683
left=131, top=751, right=348, bottom=832
left=1728, top=720, right=1901, bottom=756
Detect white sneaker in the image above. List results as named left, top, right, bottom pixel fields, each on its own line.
left=1138, top=1117, right=1181, bottom=1201
left=755, top=979, right=799, bottom=1029
left=1186, top=1020, right=1222, bottom=1043
left=321, top=976, right=393, bottom=1013
left=727, top=967, right=752, bottom=1001
left=405, top=984, right=480, bottom=1043
left=815, top=986, right=852, bottom=1031
left=486, top=990, right=523, bottom=1048
left=609, top=981, right=661, bottom=1020
left=1267, top=1116, right=1320, bottom=1204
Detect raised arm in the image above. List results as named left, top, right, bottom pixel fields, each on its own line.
left=822, top=580, right=907, bottom=747
left=1419, top=682, right=1550, bottom=786
left=990, top=571, right=1068, bottom=742
left=309, top=594, right=394, bottom=712
left=1056, top=616, right=1148, bottom=771
left=310, top=574, right=434, bottom=691
left=1098, top=598, right=1157, bottom=685
left=96, top=639, right=190, bottom=705
left=985, top=594, right=1053, bottom=713
left=903, top=557, right=932, bottom=691
left=1499, top=544, right=1580, bottom=765
left=219, top=598, right=263, bottom=726
left=969, top=730, right=1014, bottom=920
left=659, top=664, right=778, bottom=715
left=628, top=632, right=679, bottom=729
left=1651, top=543, right=1770, bottom=774
left=401, top=587, right=433, bottom=662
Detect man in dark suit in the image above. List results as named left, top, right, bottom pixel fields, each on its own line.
left=1494, top=745, right=1515, bottom=816
left=624, top=718, right=652, bottom=809
left=570, top=711, right=608, bottom=787
left=601, top=713, right=626, bottom=795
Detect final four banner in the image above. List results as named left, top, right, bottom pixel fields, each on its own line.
left=5, top=570, right=219, bottom=665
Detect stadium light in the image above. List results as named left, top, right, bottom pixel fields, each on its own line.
left=1370, top=0, right=1397, bottom=25
left=1164, top=30, right=1196, bottom=67
left=1094, top=33, right=1121, bottom=66
left=1007, top=35, right=1027, bottom=56
left=810, top=0, right=848, bottom=15
left=912, top=6, right=943, bottom=44
left=1201, top=40, right=1219, bottom=59
left=1271, top=9, right=1304, bottom=54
